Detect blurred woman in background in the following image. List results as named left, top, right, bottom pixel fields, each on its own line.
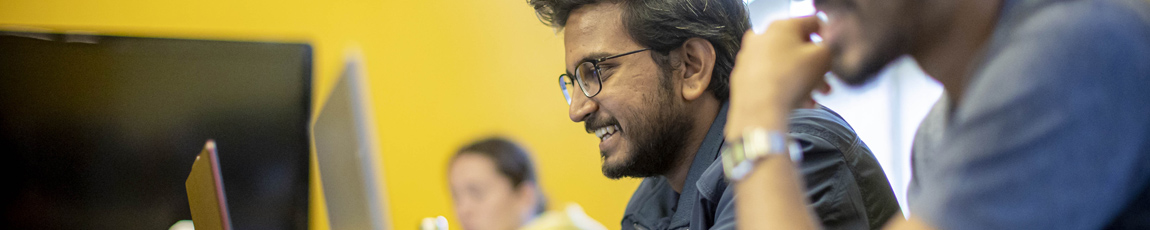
left=447, top=137, right=605, bottom=230
left=448, top=137, right=546, bottom=230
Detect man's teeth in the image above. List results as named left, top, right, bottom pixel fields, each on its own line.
left=594, top=125, right=621, bottom=140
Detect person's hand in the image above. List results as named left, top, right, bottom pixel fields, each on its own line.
left=726, top=16, right=830, bottom=139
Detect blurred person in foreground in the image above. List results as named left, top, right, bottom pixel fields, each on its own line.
left=722, top=0, right=1150, bottom=228
left=528, top=0, right=901, bottom=229
left=448, top=137, right=606, bottom=230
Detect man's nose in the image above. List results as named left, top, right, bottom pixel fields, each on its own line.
left=569, top=90, right=598, bottom=122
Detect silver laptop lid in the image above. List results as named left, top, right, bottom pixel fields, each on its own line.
left=311, top=56, right=389, bottom=230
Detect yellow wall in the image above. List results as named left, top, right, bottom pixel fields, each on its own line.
left=0, top=0, right=641, bottom=229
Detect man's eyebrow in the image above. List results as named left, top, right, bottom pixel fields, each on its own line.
left=566, top=52, right=614, bottom=75
left=580, top=52, right=613, bottom=64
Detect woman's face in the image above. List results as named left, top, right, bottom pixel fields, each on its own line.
left=448, top=153, right=536, bottom=230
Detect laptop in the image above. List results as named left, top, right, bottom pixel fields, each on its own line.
left=186, top=140, right=233, bottom=230
left=184, top=55, right=388, bottom=230
left=2, top=32, right=311, bottom=230
left=311, top=55, right=390, bottom=230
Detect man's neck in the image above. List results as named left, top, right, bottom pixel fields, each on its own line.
left=665, top=96, right=722, bottom=193
left=911, top=0, right=1002, bottom=107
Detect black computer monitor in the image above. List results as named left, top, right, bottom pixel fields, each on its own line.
left=0, top=32, right=312, bottom=230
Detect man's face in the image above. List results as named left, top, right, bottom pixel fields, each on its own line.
left=816, top=0, right=915, bottom=85
left=563, top=2, right=693, bottom=179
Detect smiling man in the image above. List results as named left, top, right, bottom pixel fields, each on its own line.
left=724, top=0, right=1150, bottom=228
left=529, top=0, right=901, bottom=229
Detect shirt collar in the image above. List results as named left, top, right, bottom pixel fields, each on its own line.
left=666, top=102, right=729, bottom=227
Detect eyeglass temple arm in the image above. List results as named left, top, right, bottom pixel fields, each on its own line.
left=597, top=48, right=651, bottom=62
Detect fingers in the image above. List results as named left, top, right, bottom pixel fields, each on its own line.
left=814, top=74, right=832, bottom=94
left=742, top=16, right=823, bottom=51
left=789, top=16, right=822, bottom=39
left=804, top=44, right=832, bottom=70
left=766, top=16, right=821, bottom=40
left=816, top=82, right=832, bottom=94
left=729, top=15, right=834, bottom=112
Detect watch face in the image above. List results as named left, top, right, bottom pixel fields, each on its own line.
left=722, top=129, right=798, bottom=181
left=721, top=142, right=746, bottom=181
left=787, top=141, right=804, bottom=163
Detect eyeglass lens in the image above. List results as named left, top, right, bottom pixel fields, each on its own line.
left=575, top=61, right=600, bottom=97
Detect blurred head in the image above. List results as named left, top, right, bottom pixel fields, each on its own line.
left=531, top=0, right=749, bottom=179
left=815, top=0, right=940, bottom=85
left=448, top=137, right=546, bottom=230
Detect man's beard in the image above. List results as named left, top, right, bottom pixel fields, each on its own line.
left=599, top=73, right=695, bottom=179
left=829, top=15, right=912, bottom=86
left=830, top=41, right=905, bottom=86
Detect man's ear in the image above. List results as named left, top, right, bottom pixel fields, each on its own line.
left=679, top=37, right=716, bottom=101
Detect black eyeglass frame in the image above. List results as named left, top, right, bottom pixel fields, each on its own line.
left=559, top=48, right=651, bottom=104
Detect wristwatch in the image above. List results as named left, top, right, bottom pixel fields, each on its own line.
left=721, top=128, right=803, bottom=181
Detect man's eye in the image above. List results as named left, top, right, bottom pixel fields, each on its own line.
left=598, top=65, right=616, bottom=79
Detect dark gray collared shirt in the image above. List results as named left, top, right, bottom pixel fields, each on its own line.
left=621, top=104, right=901, bottom=230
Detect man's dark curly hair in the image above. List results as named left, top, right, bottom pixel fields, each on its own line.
left=530, top=0, right=750, bottom=101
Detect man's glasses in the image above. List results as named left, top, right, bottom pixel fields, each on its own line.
left=559, top=48, right=650, bottom=105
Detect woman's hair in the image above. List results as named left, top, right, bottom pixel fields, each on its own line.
left=451, top=137, right=547, bottom=215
